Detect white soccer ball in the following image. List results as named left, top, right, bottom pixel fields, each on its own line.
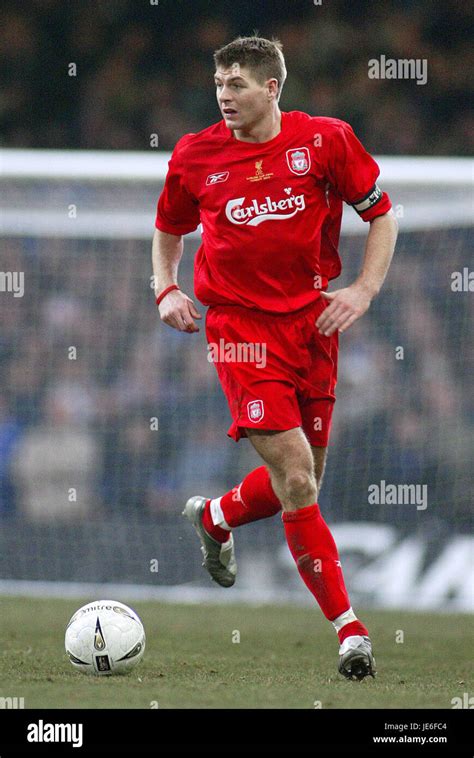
left=65, top=600, right=145, bottom=676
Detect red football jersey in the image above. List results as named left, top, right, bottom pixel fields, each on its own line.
left=155, top=111, right=391, bottom=313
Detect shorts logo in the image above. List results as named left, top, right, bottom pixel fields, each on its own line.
left=286, top=147, right=310, bottom=176
left=247, top=399, right=264, bottom=423
left=206, top=171, right=229, bottom=186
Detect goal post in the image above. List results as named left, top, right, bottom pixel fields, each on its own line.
left=0, top=150, right=472, bottom=612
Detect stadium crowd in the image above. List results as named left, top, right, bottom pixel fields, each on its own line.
left=0, top=0, right=471, bottom=535
left=0, top=229, right=471, bottom=531
left=1, top=0, right=472, bottom=154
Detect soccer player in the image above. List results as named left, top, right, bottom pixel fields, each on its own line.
left=152, top=36, right=398, bottom=680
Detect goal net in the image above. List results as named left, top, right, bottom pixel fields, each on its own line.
left=0, top=150, right=472, bottom=612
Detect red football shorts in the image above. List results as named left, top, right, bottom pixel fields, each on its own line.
left=205, top=297, right=338, bottom=447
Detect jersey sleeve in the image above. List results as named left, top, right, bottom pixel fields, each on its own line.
left=324, top=121, right=392, bottom=222
left=155, top=136, right=200, bottom=235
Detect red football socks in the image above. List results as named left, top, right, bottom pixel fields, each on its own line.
left=201, top=502, right=230, bottom=543
left=282, top=503, right=367, bottom=635
left=201, top=475, right=369, bottom=641
left=223, top=466, right=281, bottom=526
left=202, top=466, right=282, bottom=542
left=337, top=619, right=369, bottom=644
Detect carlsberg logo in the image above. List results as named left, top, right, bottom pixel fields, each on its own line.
left=226, top=193, right=306, bottom=226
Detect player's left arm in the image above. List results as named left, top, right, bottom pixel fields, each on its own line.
left=316, top=209, right=398, bottom=336
left=316, top=120, right=399, bottom=336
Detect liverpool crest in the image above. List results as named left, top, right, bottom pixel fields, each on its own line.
left=247, top=399, right=264, bottom=422
left=286, top=147, right=310, bottom=175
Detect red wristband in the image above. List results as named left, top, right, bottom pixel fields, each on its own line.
left=155, top=284, right=180, bottom=306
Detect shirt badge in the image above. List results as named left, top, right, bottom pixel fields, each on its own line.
left=246, top=160, right=274, bottom=182
left=286, top=147, right=311, bottom=176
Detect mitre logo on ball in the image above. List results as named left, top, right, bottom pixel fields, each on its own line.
left=247, top=400, right=264, bottom=422
left=286, top=147, right=310, bottom=175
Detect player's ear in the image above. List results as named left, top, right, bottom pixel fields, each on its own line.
left=267, top=78, right=279, bottom=100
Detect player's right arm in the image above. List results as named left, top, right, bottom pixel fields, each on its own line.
left=153, top=134, right=202, bottom=333
left=152, top=229, right=201, bottom=332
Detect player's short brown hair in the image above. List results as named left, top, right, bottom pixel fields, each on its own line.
left=214, top=36, right=287, bottom=101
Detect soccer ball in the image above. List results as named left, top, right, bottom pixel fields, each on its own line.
left=65, top=600, right=145, bottom=676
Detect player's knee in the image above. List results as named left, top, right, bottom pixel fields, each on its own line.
left=283, top=470, right=317, bottom=508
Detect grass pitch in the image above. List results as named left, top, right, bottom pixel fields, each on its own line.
left=0, top=596, right=471, bottom=709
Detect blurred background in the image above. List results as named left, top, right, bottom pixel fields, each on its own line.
left=0, top=0, right=472, bottom=610
left=1, top=0, right=473, bottom=153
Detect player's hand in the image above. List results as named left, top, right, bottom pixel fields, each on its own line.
left=316, top=282, right=373, bottom=336
left=158, top=289, right=202, bottom=333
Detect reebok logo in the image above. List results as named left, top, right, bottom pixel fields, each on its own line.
left=225, top=192, right=306, bottom=226
left=206, top=172, right=229, bottom=185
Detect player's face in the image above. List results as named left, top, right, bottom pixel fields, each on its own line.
left=214, top=65, right=275, bottom=131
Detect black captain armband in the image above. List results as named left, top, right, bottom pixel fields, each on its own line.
left=351, top=184, right=383, bottom=215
